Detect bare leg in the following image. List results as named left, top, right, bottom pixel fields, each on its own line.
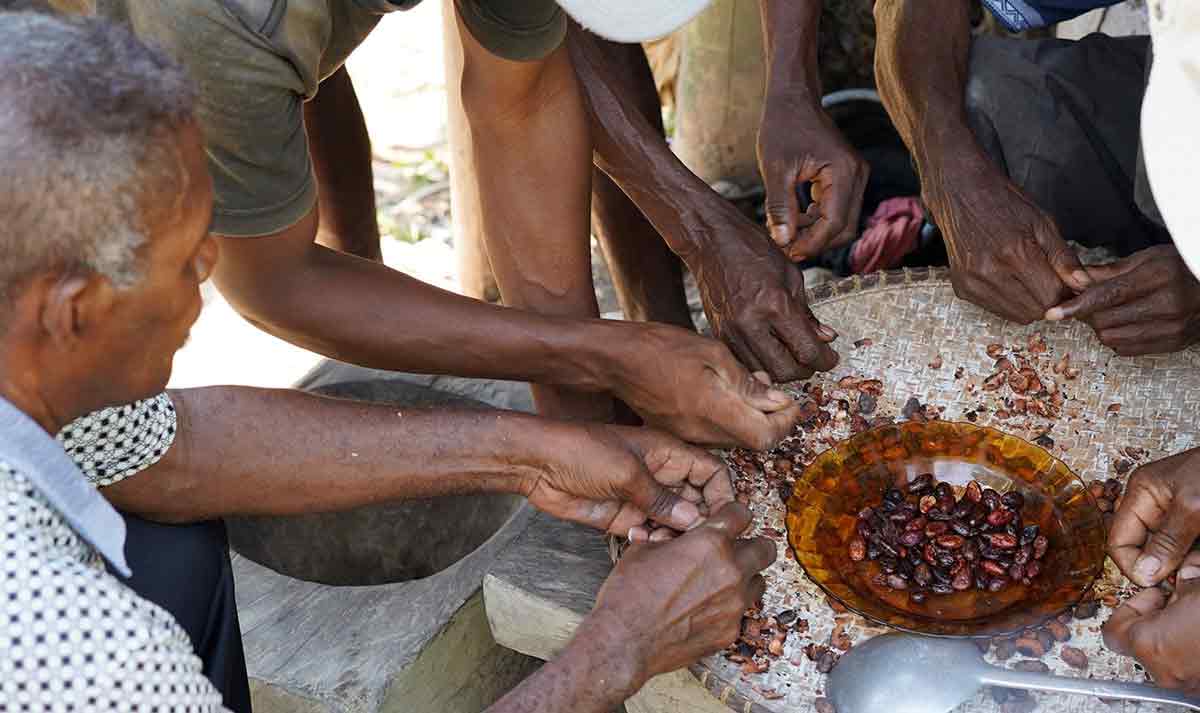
left=586, top=41, right=694, bottom=330
left=442, top=0, right=501, bottom=302
left=451, top=8, right=612, bottom=422
left=304, top=67, right=383, bottom=261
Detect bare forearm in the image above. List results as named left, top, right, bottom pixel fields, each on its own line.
left=874, top=0, right=983, bottom=181
left=567, top=26, right=730, bottom=262
left=102, top=386, right=558, bottom=522
left=215, top=228, right=628, bottom=391
left=304, top=67, right=382, bottom=259
left=759, top=0, right=823, bottom=101
left=487, top=612, right=639, bottom=713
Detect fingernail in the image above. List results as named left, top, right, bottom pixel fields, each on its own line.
left=670, top=500, right=701, bottom=526
left=1072, top=270, right=1092, bottom=288
left=1179, top=565, right=1200, bottom=581
left=767, top=389, right=792, bottom=404
left=1045, top=307, right=1065, bottom=321
left=1135, top=554, right=1162, bottom=581
left=817, top=325, right=838, bottom=341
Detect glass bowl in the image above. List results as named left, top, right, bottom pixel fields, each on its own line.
left=785, top=420, right=1106, bottom=637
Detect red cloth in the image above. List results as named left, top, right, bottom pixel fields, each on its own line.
left=850, top=196, right=925, bottom=274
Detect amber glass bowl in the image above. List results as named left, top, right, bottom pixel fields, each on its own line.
left=785, top=421, right=1106, bottom=637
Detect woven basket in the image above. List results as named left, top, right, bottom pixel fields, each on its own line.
left=640, top=267, right=1200, bottom=713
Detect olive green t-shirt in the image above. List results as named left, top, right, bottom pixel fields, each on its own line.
left=97, top=0, right=566, bottom=236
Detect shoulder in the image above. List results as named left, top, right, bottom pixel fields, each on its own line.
left=0, top=475, right=224, bottom=710
left=57, top=394, right=177, bottom=487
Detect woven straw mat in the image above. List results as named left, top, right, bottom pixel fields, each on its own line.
left=693, top=267, right=1200, bottom=713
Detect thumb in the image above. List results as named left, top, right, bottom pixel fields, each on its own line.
left=741, top=370, right=795, bottom=413
left=1131, top=500, right=1200, bottom=586
left=765, top=167, right=805, bottom=249
left=1035, top=220, right=1091, bottom=292
left=1103, top=586, right=1168, bottom=655
left=624, top=466, right=702, bottom=531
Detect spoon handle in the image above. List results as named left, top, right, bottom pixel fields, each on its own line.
left=978, top=667, right=1200, bottom=710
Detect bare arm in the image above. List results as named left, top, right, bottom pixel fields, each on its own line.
left=873, top=0, right=1086, bottom=323
left=303, top=66, right=382, bottom=261
left=102, top=386, right=731, bottom=535
left=565, top=26, right=838, bottom=382
left=486, top=616, right=635, bottom=713
left=757, top=0, right=868, bottom=257
left=873, top=0, right=977, bottom=181
left=212, top=208, right=624, bottom=390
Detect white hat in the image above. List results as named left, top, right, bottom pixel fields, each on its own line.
left=557, top=0, right=713, bottom=43
left=1141, top=0, right=1200, bottom=279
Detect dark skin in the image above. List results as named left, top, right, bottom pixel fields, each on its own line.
left=873, top=0, right=1090, bottom=325
left=107, top=385, right=736, bottom=537
left=487, top=504, right=774, bottom=713
left=757, top=0, right=870, bottom=261
left=219, top=6, right=801, bottom=446
left=212, top=206, right=802, bottom=450
left=1, top=122, right=773, bottom=710
left=567, top=25, right=839, bottom=382
left=1046, top=245, right=1200, bottom=355
left=304, top=66, right=383, bottom=262
left=1104, top=447, right=1200, bottom=693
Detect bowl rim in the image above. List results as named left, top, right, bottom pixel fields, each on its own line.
left=784, top=419, right=1106, bottom=638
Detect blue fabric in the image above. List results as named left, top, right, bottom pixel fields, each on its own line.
left=0, top=396, right=130, bottom=577
left=981, top=0, right=1125, bottom=32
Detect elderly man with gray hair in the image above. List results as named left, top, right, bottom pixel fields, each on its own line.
left=0, top=7, right=775, bottom=712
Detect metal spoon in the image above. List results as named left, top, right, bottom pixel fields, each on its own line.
left=827, top=633, right=1200, bottom=713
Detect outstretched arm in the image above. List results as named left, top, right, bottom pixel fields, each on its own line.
left=101, top=386, right=732, bottom=536
left=874, top=0, right=1087, bottom=323
left=566, top=25, right=839, bottom=382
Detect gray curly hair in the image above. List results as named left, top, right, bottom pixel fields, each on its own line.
left=0, top=7, right=196, bottom=302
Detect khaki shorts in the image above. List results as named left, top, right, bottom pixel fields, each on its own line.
left=100, top=0, right=564, bottom=236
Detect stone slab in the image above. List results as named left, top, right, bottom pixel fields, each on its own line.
left=234, top=501, right=535, bottom=712
left=483, top=512, right=726, bottom=713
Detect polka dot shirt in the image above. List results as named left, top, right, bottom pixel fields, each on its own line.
left=2, top=394, right=229, bottom=711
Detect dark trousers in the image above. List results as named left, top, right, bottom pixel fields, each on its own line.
left=965, top=33, right=1171, bottom=255
left=112, top=513, right=253, bottom=713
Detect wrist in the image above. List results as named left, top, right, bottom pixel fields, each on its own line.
left=559, top=319, right=644, bottom=397
left=918, top=143, right=998, bottom=209
left=486, top=414, right=574, bottom=497
left=566, top=605, right=647, bottom=703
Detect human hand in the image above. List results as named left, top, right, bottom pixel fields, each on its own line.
left=1107, top=448, right=1200, bottom=587
left=685, top=207, right=839, bottom=382
left=584, top=503, right=775, bottom=692
left=758, top=98, right=870, bottom=261
left=925, top=160, right=1089, bottom=323
left=1045, top=245, right=1200, bottom=355
left=524, top=423, right=735, bottom=537
left=605, top=321, right=806, bottom=450
left=1103, top=554, right=1200, bottom=694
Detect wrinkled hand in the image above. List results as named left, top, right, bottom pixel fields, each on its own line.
left=687, top=207, right=839, bottom=382
left=587, top=503, right=775, bottom=691
left=1103, top=557, right=1200, bottom=694
left=1045, top=245, right=1200, bottom=356
left=758, top=99, right=870, bottom=261
left=1107, top=448, right=1200, bottom=587
left=525, top=424, right=735, bottom=537
left=609, top=322, right=805, bottom=450
left=927, top=162, right=1089, bottom=323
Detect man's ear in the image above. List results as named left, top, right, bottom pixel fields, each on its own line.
left=39, top=272, right=116, bottom=348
